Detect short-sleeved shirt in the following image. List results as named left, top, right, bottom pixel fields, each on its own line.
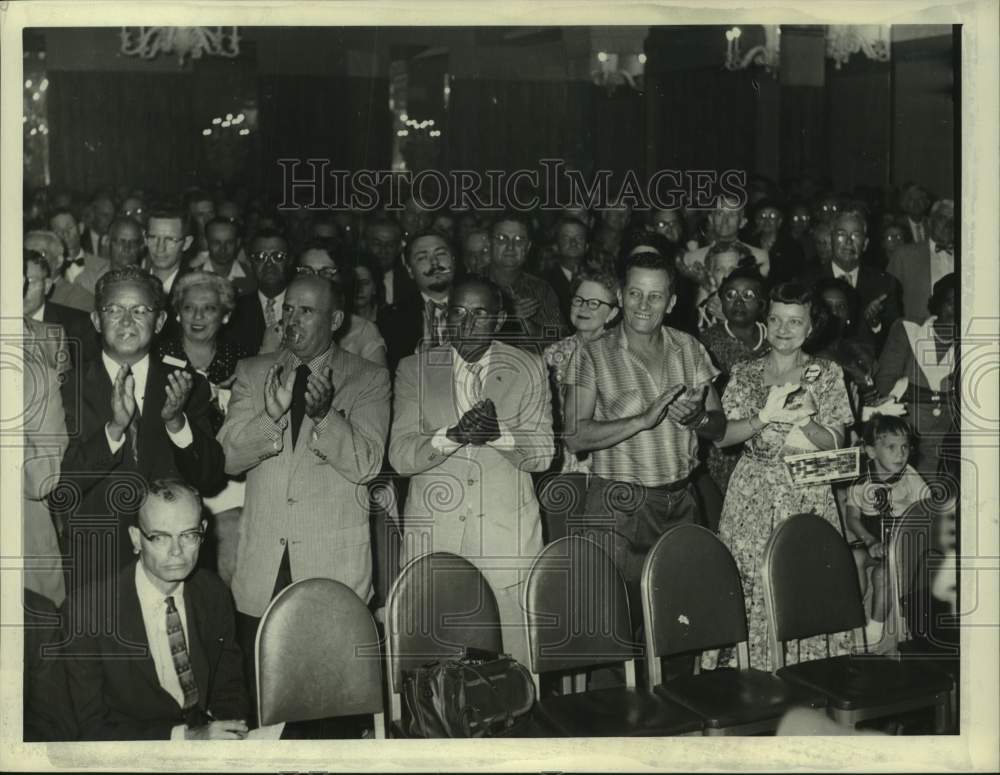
left=574, top=323, right=720, bottom=486
left=847, top=463, right=927, bottom=538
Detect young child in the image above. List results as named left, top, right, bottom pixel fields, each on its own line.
left=845, top=414, right=929, bottom=651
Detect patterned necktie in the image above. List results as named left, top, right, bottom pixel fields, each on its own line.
left=470, top=361, right=485, bottom=404
left=290, top=364, right=311, bottom=448
left=264, top=296, right=278, bottom=328
left=425, top=299, right=447, bottom=346
left=165, top=596, right=199, bottom=710
left=127, top=411, right=141, bottom=464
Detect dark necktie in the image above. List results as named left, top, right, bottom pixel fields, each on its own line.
left=127, top=413, right=141, bottom=464
left=290, top=364, right=311, bottom=448
left=165, top=596, right=199, bottom=710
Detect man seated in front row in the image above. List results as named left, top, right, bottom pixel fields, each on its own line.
left=64, top=479, right=249, bottom=740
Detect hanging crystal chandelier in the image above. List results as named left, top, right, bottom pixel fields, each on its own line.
left=120, top=27, right=241, bottom=66
left=725, top=25, right=891, bottom=75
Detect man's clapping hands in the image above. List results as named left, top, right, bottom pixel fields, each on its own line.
left=447, top=398, right=501, bottom=446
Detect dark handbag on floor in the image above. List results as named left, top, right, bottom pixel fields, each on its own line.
left=402, top=650, right=535, bottom=738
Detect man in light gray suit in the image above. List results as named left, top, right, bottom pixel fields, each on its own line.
left=389, top=276, right=554, bottom=666
left=219, top=274, right=390, bottom=692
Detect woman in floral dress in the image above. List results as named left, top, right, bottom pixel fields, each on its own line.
left=709, top=282, right=855, bottom=672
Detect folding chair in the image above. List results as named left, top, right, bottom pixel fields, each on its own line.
left=523, top=536, right=703, bottom=736
left=641, top=524, right=824, bottom=735
left=256, top=578, right=385, bottom=737
left=761, top=513, right=952, bottom=732
left=384, top=551, right=549, bottom=737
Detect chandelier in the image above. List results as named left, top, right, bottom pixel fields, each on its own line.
left=592, top=51, right=646, bottom=95
left=120, top=27, right=241, bottom=65
left=725, top=25, right=891, bottom=76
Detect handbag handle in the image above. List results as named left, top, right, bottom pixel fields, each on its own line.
left=459, top=661, right=515, bottom=735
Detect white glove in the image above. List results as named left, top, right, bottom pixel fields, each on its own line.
left=759, top=383, right=815, bottom=425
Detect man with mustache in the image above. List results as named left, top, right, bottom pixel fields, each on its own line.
left=218, top=273, right=390, bottom=717
left=379, top=230, right=456, bottom=374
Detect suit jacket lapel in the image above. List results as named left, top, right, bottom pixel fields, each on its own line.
left=117, top=563, right=181, bottom=709
left=141, top=359, right=170, bottom=472
left=183, top=581, right=211, bottom=709
left=429, top=346, right=460, bottom=431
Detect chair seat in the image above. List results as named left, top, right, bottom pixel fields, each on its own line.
left=897, top=641, right=959, bottom=685
left=536, top=687, right=703, bottom=737
left=655, top=668, right=825, bottom=729
left=777, top=654, right=953, bottom=711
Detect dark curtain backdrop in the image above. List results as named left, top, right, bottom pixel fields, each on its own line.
left=257, top=75, right=392, bottom=195
left=646, top=68, right=757, bottom=177
left=47, top=70, right=202, bottom=193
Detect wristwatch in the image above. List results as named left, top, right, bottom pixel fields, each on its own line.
left=695, top=411, right=711, bottom=428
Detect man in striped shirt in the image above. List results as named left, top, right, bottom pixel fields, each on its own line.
left=565, top=252, right=726, bottom=621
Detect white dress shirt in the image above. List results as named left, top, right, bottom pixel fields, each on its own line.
left=908, top=217, right=926, bottom=244
left=929, top=238, right=955, bottom=288
left=431, top=343, right=515, bottom=452
left=102, top=352, right=193, bottom=453
left=831, top=263, right=859, bottom=288
left=30, top=304, right=45, bottom=322
left=134, top=562, right=191, bottom=739
left=65, top=249, right=86, bottom=285
left=383, top=268, right=395, bottom=306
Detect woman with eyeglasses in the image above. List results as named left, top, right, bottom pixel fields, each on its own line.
left=704, top=281, right=854, bottom=672
left=538, top=268, right=620, bottom=542
left=697, top=266, right=770, bottom=520
left=158, top=270, right=249, bottom=585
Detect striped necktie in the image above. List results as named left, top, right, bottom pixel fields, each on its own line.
left=165, top=596, right=199, bottom=710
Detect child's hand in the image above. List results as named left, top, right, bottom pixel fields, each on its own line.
left=867, top=541, right=886, bottom=560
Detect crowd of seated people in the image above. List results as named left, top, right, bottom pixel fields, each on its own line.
left=19, top=176, right=958, bottom=740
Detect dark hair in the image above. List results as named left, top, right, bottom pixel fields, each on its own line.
left=623, top=231, right=678, bottom=265
left=95, top=266, right=167, bottom=312
left=404, top=229, right=454, bottom=264
left=767, top=281, right=829, bottom=353
left=718, top=264, right=766, bottom=296
left=204, top=216, right=240, bottom=238
left=47, top=207, right=77, bottom=226
left=928, top=272, right=957, bottom=316
left=23, top=248, right=51, bottom=278
left=146, top=209, right=191, bottom=236
left=555, top=216, right=589, bottom=237
left=249, top=228, right=288, bottom=247
left=622, top=251, right=677, bottom=291
left=862, top=414, right=914, bottom=447
left=813, top=276, right=862, bottom=323
left=354, top=251, right=386, bottom=309
left=108, top=215, right=144, bottom=237
left=491, top=210, right=531, bottom=236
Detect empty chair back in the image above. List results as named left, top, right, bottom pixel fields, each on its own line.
left=761, top=514, right=865, bottom=644
left=524, top=536, right=637, bottom=674
left=642, top=524, right=748, bottom=659
left=256, top=578, right=383, bottom=727
left=386, top=552, right=503, bottom=695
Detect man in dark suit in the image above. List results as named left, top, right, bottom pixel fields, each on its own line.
left=797, top=208, right=902, bottom=352
left=224, top=229, right=295, bottom=356
left=57, top=267, right=226, bottom=593
left=24, top=248, right=99, bottom=369
left=378, top=230, right=455, bottom=374
left=63, top=479, right=249, bottom=740
left=887, top=198, right=955, bottom=323
left=542, top=217, right=588, bottom=326
left=364, top=216, right=416, bottom=313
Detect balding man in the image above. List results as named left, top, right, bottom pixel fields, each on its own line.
left=218, top=273, right=390, bottom=687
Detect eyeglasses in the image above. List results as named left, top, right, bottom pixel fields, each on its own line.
left=146, top=234, right=185, bottom=247
left=833, top=230, right=865, bottom=244
left=656, top=220, right=681, bottom=230
left=756, top=211, right=781, bottom=220
left=571, top=296, right=617, bottom=311
left=448, top=306, right=493, bottom=320
left=721, top=288, right=762, bottom=302
left=99, top=303, right=156, bottom=321
left=112, top=238, right=144, bottom=251
left=249, top=250, right=289, bottom=264
left=137, top=527, right=205, bottom=549
left=296, top=265, right=339, bottom=280
left=493, top=234, right=527, bottom=249
left=559, top=236, right=585, bottom=246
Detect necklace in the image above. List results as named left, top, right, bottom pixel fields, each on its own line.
left=724, top=320, right=766, bottom=351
